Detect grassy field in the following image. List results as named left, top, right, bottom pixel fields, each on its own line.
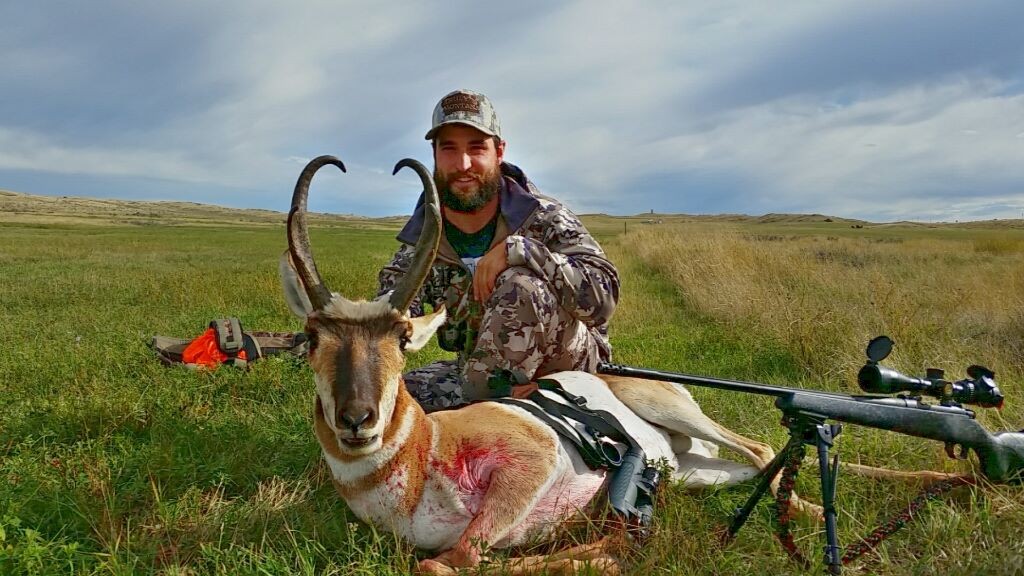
left=1, top=203, right=1023, bottom=575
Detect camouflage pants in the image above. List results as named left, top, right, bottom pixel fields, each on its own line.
left=404, top=266, right=608, bottom=412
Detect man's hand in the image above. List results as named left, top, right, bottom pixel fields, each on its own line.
left=510, top=383, right=539, bottom=399
left=473, top=240, right=509, bottom=302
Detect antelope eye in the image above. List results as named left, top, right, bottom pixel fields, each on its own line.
left=398, top=333, right=410, bottom=352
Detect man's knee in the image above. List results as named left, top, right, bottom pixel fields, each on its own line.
left=489, top=267, right=554, bottom=319
left=404, top=361, right=465, bottom=411
left=494, top=266, right=545, bottom=292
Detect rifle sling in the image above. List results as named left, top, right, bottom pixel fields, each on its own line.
left=489, top=397, right=612, bottom=470
left=489, top=378, right=646, bottom=470
left=529, top=386, right=643, bottom=453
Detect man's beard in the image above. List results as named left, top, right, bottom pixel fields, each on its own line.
left=434, top=166, right=502, bottom=212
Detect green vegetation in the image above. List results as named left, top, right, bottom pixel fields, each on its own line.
left=1, top=207, right=1022, bottom=574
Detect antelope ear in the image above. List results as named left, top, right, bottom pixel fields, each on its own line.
left=405, top=306, right=447, bottom=353
left=279, top=251, right=314, bottom=318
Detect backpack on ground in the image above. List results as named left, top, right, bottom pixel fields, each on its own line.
left=151, top=317, right=307, bottom=369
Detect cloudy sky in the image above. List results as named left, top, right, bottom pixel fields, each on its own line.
left=2, top=1, right=1022, bottom=221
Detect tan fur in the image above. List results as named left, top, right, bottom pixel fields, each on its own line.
left=372, top=336, right=407, bottom=396
left=839, top=463, right=969, bottom=482
left=286, top=192, right=959, bottom=576
left=603, top=376, right=771, bottom=462
left=418, top=539, right=620, bottom=575
left=315, top=379, right=579, bottom=574
left=308, top=311, right=408, bottom=435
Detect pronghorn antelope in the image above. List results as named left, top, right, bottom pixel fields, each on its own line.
left=281, top=156, right=848, bottom=575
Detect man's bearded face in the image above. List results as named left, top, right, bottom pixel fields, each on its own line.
left=434, top=162, right=501, bottom=212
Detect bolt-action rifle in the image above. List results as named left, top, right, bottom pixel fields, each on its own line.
left=597, top=336, right=1024, bottom=575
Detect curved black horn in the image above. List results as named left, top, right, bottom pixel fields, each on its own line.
left=390, top=158, right=441, bottom=312
left=287, top=155, right=346, bottom=311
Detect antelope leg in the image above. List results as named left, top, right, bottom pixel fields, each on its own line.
left=415, top=538, right=621, bottom=576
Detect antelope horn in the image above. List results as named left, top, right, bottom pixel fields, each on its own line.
left=390, top=158, right=442, bottom=313
left=287, top=155, right=346, bottom=311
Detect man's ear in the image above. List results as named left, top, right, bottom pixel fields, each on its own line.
left=495, top=138, right=506, bottom=163
left=404, top=306, right=447, bottom=353
left=279, top=251, right=314, bottom=318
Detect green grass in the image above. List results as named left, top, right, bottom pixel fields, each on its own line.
left=1, top=218, right=1022, bottom=575
left=0, top=222, right=442, bottom=575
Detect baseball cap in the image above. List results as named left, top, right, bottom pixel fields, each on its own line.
left=424, top=89, right=502, bottom=140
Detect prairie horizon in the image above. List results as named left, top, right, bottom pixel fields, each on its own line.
left=4, top=188, right=1024, bottom=229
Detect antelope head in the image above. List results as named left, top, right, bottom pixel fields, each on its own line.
left=281, top=155, right=445, bottom=456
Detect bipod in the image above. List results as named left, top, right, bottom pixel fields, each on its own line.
left=721, top=411, right=844, bottom=574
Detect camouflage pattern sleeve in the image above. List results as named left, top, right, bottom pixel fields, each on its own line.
left=505, top=204, right=619, bottom=327
left=377, top=243, right=434, bottom=317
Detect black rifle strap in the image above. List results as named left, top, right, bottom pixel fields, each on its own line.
left=489, top=397, right=611, bottom=470
left=527, top=389, right=642, bottom=454
left=491, top=379, right=663, bottom=534
left=536, top=378, right=643, bottom=451
left=488, top=378, right=647, bottom=468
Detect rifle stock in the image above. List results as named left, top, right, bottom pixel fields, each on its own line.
left=776, top=393, right=1024, bottom=483
left=598, top=342, right=1024, bottom=574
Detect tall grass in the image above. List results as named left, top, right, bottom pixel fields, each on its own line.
left=625, top=226, right=1024, bottom=389
left=606, top=227, right=1024, bottom=575
left=616, top=224, right=1024, bottom=574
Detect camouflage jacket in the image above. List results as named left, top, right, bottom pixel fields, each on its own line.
left=378, top=162, right=619, bottom=361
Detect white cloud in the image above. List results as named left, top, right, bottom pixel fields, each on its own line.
left=0, top=127, right=218, bottom=184
left=2, top=0, right=1022, bottom=220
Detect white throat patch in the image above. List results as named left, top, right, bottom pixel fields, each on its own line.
left=323, top=389, right=419, bottom=484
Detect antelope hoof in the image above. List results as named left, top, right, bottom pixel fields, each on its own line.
left=574, top=555, right=621, bottom=575
left=540, top=557, right=620, bottom=575
left=415, top=559, right=458, bottom=575
left=419, top=545, right=484, bottom=574
left=791, top=498, right=824, bottom=522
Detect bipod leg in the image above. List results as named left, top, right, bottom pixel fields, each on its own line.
left=814, top=422, right=843, bottom=575
left=724, top=431, right=804, bottom=542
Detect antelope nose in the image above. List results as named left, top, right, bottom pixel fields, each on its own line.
left=339, top=408, right=374, bottom=433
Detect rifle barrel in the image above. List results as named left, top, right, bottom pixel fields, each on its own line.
left=597, top=363, right=848, bottom=399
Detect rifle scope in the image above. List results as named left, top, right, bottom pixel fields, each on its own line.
left=857, top=336, right=1004, bottom=409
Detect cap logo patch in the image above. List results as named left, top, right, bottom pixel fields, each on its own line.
left=441, top=93, right=481, bottom=116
